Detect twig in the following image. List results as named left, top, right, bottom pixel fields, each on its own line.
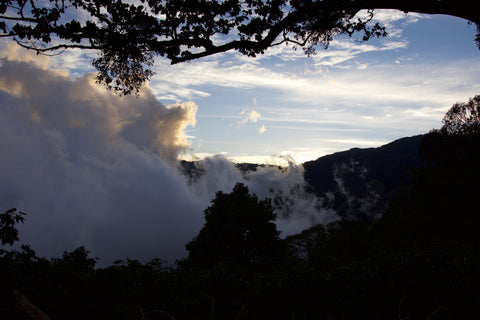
left=140, top=307, right=176, bottom=320
left=425, top=306, right=445, bottom=320
left=148, top=310, right=176, bottom=320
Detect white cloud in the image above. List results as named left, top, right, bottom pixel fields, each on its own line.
left=357, top=63, right=368, bottom=70
left=0, top=52, right=203, bottom=264
left=311, top=39, right=407, bottom=67
left=325, top=138, right=389, bottom=147
left=238, top=108, right=261, bottom=124
left=0, top=46, right=337, bottom=264
left=357, top=9, right=425, bottom=38
left=259, top=124, right=267, bottom=134
left=189, top=156, right=339, bottom=235
left=148, top=47, right=480, bottom=120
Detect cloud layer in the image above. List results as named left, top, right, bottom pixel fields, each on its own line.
left=0, top=49, right=204, bottom=263
left=0, top=49, right=333, bottom=265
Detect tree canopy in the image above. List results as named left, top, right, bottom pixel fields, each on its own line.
left=440, top=94, right=480, bottom=135
left=0, top=208, right=25, bottom=246
left=1, top=0, right=479, bottom=94
left=185, top=183, right=282, bottom=267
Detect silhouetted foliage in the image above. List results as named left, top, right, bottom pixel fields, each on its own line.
left=421, top=95, right=480, bottom=164
left=439, top=94, right=480, bottom=135
left=1, top=0, right=478, bottom=93
left=0, top=208, right=25, bottom=246
left=186, top=183, right=282, bottom=267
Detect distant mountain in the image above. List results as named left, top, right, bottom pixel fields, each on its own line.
left=303, top=135, right=426, bottom=221
left=179, top=135, right=427, bottom=221
left=178, top=160, right=282, bottom=181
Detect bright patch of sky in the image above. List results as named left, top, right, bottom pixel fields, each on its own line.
left=4, top=9, right=480, bottom=164
left=146, top=10, right=480, bottom=163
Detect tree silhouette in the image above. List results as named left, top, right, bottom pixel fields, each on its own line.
left=1, top=0, right=478, bottom=93
left=186, top=183, right=282, bottom=267
left=440, top=95, right=480, bottom=135
left=0, top=208, right=25, bottom=246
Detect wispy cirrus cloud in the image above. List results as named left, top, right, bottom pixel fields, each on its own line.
left=310, top=39, right=408, bottom=68
left=151, top=51, right=480, bottom=110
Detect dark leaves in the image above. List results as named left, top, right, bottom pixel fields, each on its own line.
left=1, top=0, right=475, bottom=96
left=0, top=208, right=25, bottom=246
left=441, top=95, right=480, bottom=135
left=0, top=0, right=390, bottom=94
left=186, top=183, right=282, bottom=267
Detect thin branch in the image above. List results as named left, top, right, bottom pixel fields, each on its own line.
left=271, top=31, right=314, bottom=47
left=425, top=306, right=445, bottom=320
left=15, top=40, right=100, bottom=54
left=171, top=7, right=304, bottom=63
left=0, top=15, right=39, bottom=22
left=148, top=310, right=176, bottom=320
left=170, top=39, right=251, bottom=63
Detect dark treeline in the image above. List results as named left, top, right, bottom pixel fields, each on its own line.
left=2, top=99, right=480, bottom=319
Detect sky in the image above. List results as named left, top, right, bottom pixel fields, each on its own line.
left=0, top=9, right=479, bottom=264
left=4, top=10, right=479, bottom=164
left=157, top=11, right=480, bottom=163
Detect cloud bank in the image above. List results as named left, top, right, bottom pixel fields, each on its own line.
left=0, top=49, right=203, bottom=263
left=0, top=47, right=334, bottom=265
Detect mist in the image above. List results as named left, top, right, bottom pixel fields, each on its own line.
left=0, top=46, right=337, bottom=265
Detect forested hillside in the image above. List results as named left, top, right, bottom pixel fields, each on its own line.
left=303, top=135, right=426, bottom=220
left=0, top=96, right=480, bottom=320
left=2, top=125, right=480, bottom=319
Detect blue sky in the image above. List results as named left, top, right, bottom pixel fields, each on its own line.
left=4, top=10, right=479, bottom=164
left=146, top=10, right=480, bottom=163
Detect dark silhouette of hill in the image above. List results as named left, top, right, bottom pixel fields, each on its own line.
left=303, top=135, right=426, bottom=220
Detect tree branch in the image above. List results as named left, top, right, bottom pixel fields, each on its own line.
left=15, top=40, right=100, bottom=54
left=0, top=15, right=39, bottom=22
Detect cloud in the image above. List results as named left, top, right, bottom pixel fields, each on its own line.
left=189, top=156, right=339, bottom=236
left=0, top=49, right=197, bottom=163
left=148, top=44, right=480, bottom=120
left=0, top=53, right=203, bottom=264
left=238, top=108, right=261, bottom=124
left=242, top=159, right=339, bottom=234
left=368, top=9, right=425, bottom=38
left=311, top=39, right=408, bottom=67
left=0, top=48, right=335, bottom=265
left=259, top=124, right=267, bottom=134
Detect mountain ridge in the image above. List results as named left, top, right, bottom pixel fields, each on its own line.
left=303, top=134, right=426, bottom=220
left=179, top=134, right=427, bottom=221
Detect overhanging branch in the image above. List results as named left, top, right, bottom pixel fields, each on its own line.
left=15, top=39, right=100, bottom=55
